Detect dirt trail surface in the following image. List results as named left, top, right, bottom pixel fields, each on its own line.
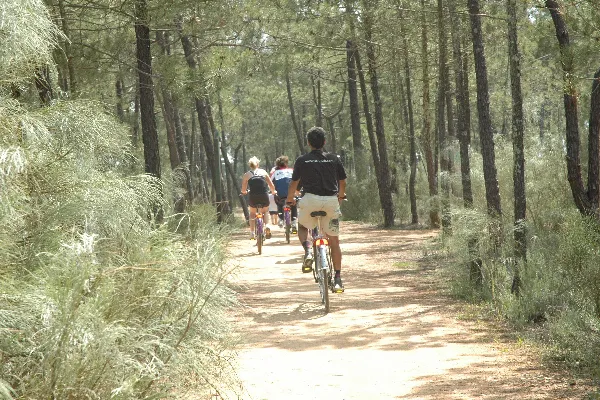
left=222, top=221, right=591, bottom=400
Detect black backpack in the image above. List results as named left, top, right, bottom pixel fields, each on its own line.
left=247, top=171, right=268, bottom=193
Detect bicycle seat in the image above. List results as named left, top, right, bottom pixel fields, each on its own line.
left=310, top=211, right=327, bottom=217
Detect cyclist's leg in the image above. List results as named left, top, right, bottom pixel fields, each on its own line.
left=328, top=235, right=342, bottom=272
left=248, top=207, right=256, bottom=238
left=276, top=199, right=284, bottom=222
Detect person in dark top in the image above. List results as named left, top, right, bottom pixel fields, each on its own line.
left=286, top=126, right=347, bottom=292
left=241, top=156, right=277, bottom=240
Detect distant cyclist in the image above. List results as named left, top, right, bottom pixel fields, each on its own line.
left=285, top=127, right=347, bottom=292
left=241, top=156, right=277, bottom=240
left=271, top=155, right=297, bottom=233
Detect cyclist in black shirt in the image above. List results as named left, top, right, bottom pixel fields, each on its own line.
left=286, top=127, right=347, bottom=292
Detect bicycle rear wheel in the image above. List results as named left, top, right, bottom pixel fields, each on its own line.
left=284, top=208, right=291, bottom=243
left=317, top=247, right=330, bottom=313
left=256, top=216, right=263, bottom=255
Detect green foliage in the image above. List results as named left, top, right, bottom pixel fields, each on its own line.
left=0, top=93, right=239, bottom=398
left=0, top=0, right=61, bottom=87
left=341, top=176, right=381, bottom=223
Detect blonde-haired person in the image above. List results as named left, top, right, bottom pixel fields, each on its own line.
left=241, top=156, right=277, bottom=240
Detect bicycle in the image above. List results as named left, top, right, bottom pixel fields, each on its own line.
left=307, top=210, right=336, bottom=314
left=252, top=203, right=267, bottom=255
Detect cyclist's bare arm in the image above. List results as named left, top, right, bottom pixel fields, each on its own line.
left=286, top=179, right=300, bottom=205
left=240, top=172, right=249, bottom=194
left=338, top=179, right=347, bottom=203
left=265, top=174, right=277, bottom=195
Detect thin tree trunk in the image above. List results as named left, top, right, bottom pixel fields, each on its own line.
left=313, top=73, right=323, bottom=127
left=206, top=98, right=230, bottom=217
left=132, top=90, right=140, bottom=148
left=438, top=0, right=452, bottom=233
left=58, top=0, right=77, bottom=96
left=420, top=0, right=439, bottom=228
left=399, top=6, right=418, bottom=224
left=286, top=73, right=306, bottom=153
left=178, top=23, right=225, bottom=219
left=217, top=91, right=237, bottom=214
left=115, top=78, right=125, bottom=122
left=363, top=0, right=394, bottom=227
left=346, top=39, right=366, bottom=180
left=507, top=0, right=527, bottom=295
left=449, top=0, right=473, bottom=208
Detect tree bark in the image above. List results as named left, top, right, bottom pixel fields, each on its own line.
left=507, top=0, right=527, bottom=294
left=420, top=0, right=440, bottom=228
left=468, top=0, right=502, bottom=218
left=354, top=51, right=378, bottom=175
left=399, top=5, right=418, bottom=224
left=134, top=0, right=160, bottom=179
left=363, top=0, right=394, bottom=227
left=178, top=22, right=226, bottom=219
left=346, top=39, right=366, bottom=180
left=546, top=0, right=598, bottom=216
left=57, top=0, right=77, bottom=96
left=115, top=78, right=125, bottom=122
left=449, top=0, right=473, bottom=208
left=438, top=0, right=452, bottom=233
left=286, top=73, right=306, bottom=154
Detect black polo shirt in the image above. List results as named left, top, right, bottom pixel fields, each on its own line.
left=292, top=150, right=347, bottom=196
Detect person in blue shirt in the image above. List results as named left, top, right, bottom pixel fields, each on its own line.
left=271, top=155, right=297, bottom=233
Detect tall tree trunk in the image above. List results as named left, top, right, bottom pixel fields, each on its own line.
left=217, top=91, right=237, bottom=214
left=286, top=73, right=306, bottom=154
left=399, top=6, right=418, bottom=225
left=438, top=0, right=452, bottom=233
left=546, top=0, right=598, bottom=216
left=132, top=90, right=140, bottom=148
left=363, top=0, right=394, bottom=227
left=507, top=0, right=527, bottom=295
left=115, top=78, right=125, bottom=122
left=420, top=0, right=439, bottom=228
left=134, top=0, right=160, bottom=179
left=354, top=49, right=379, bottom=173
left=449, top=0, right=473, bottom=208
left=157, top=88, right=181, bottom=170
left=206, top=98, right=230, bottom=217
left=346, top=39, right=366, bottom=180
left=313, top=73, right=323, bottom=127
left=57, top=0, right=77, bottom=96
left=468, top=0, right=502, bottom=218
left=192, top=108, right=210, bottom=202
left=178, top=23, right=226, bottom=219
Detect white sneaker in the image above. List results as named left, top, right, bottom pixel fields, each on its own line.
left=278, top=220, right=284, bottom=228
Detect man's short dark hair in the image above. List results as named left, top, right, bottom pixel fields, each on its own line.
left=306, top=126, right=326, bottom=149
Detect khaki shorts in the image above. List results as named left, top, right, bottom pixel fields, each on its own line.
left=297, top=193, right=342, bottom=236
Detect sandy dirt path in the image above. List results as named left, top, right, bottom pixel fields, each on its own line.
left=222, top=221, right=591, bottom=400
